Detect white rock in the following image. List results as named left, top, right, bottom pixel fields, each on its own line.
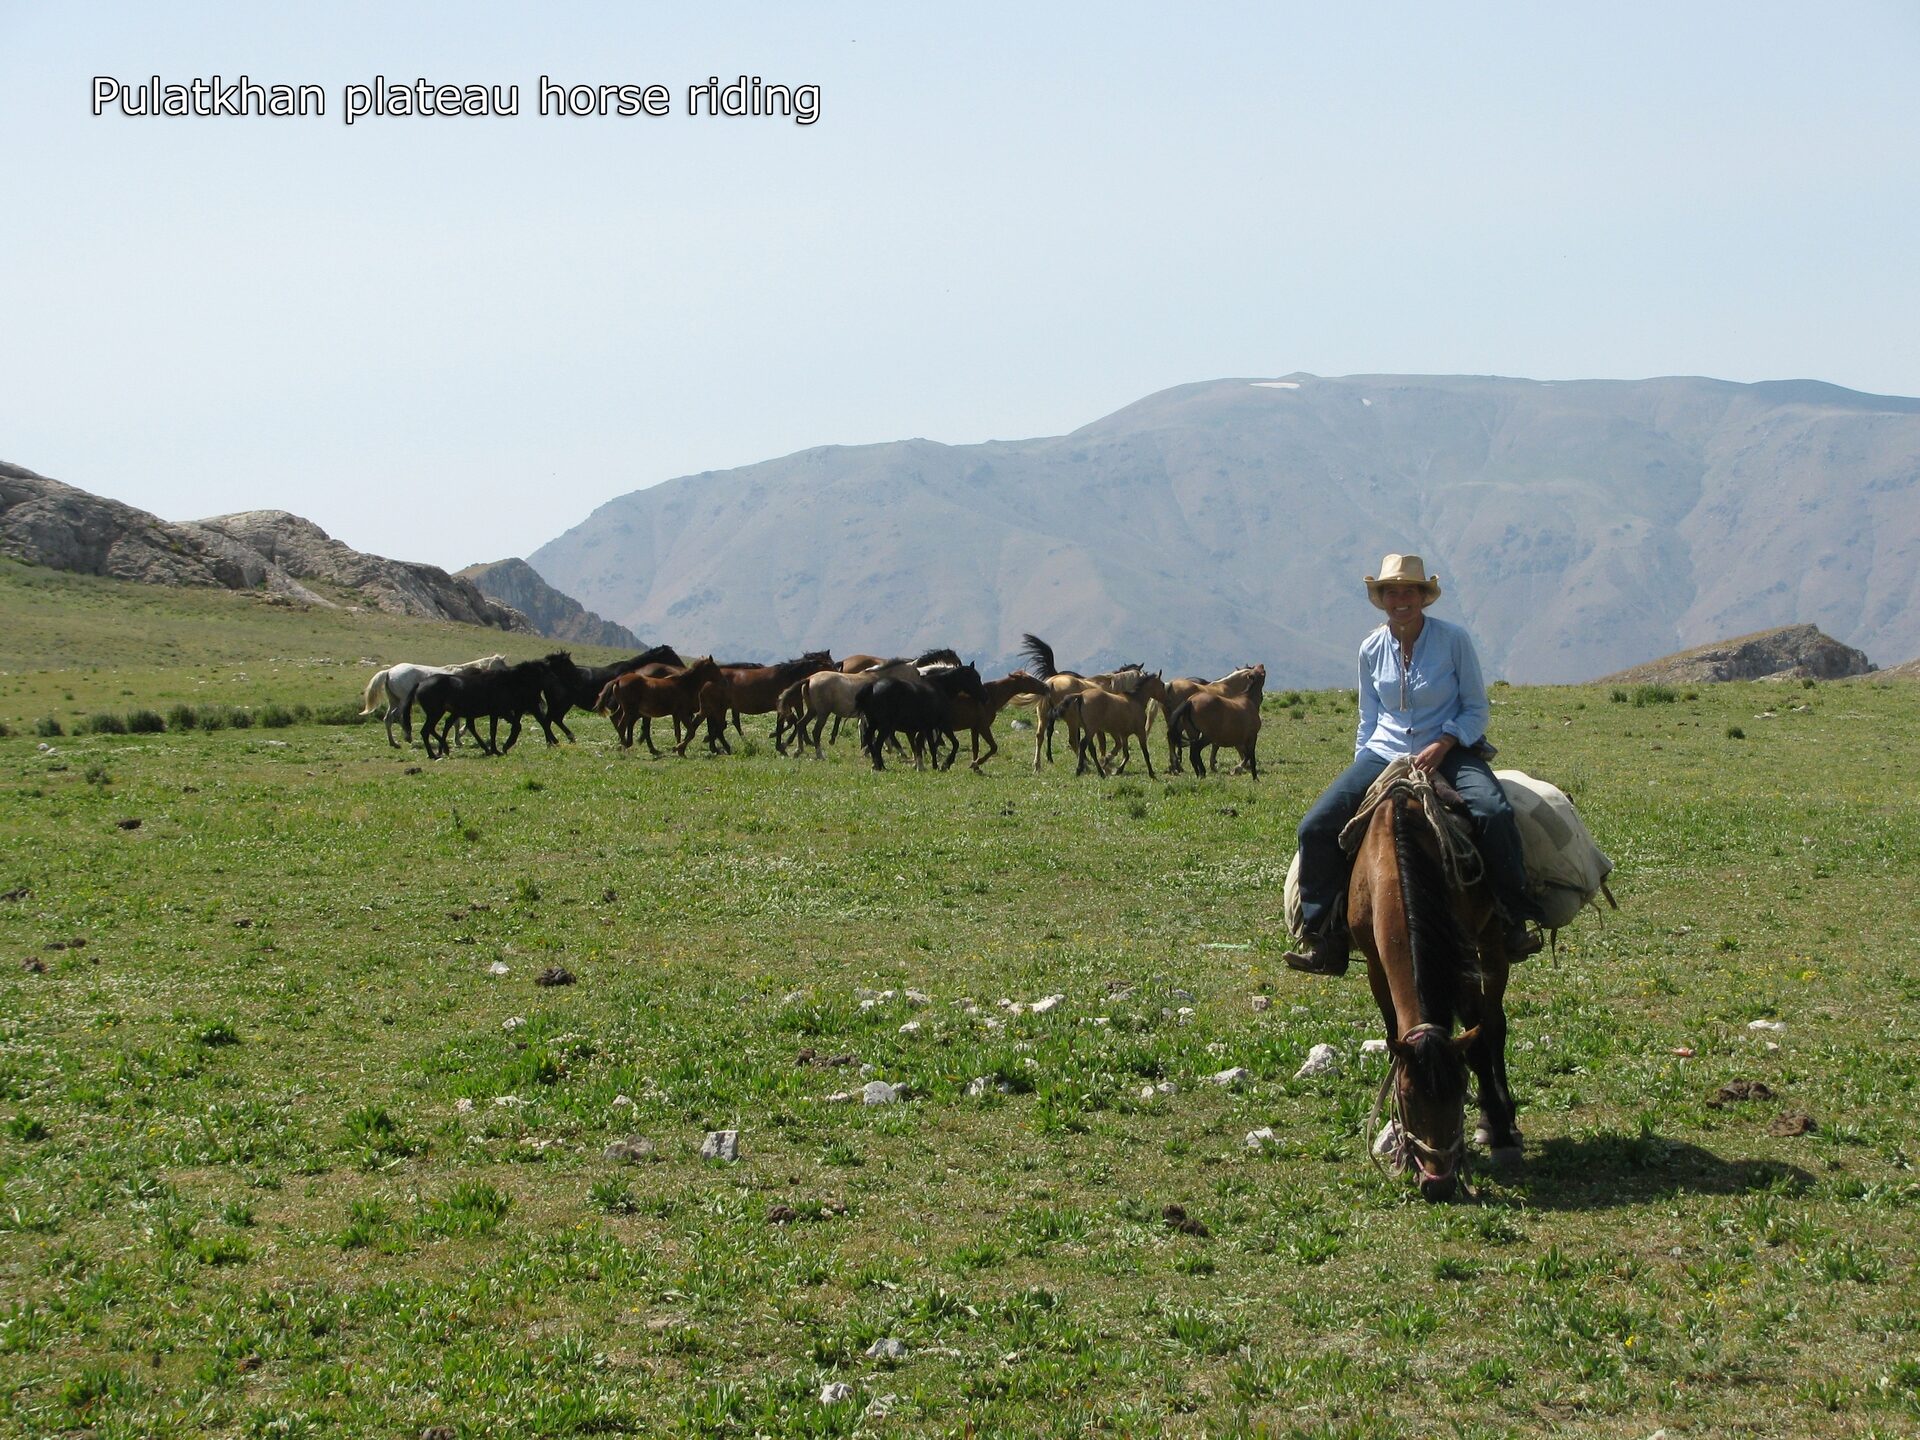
left=903, top=989, right=931, bottom=1007
left=1172, top=988, right=1195, bottom=1002
left=501, top=1015, right=525, bottom=1031
left=864, top=1337, right=908, bottom=1360
left=1208, top=1067, right=1251, bottom=1088
left=866, top=1393, right=898, bottom=1418
left=611, top=1094, right=633, bottom=1108
left=1747, top=1019, right=1786, bottom=1032
left=700, top=1130, right=740, bottom=1162
left=965, top=1077, right=991, bottom=1098
left=1244, top=1126, right=1277, bottom=1150
left=1360, top=1038, right=1389, bottom=1055
left=1295, top=1043, right=1340, bottom=1078
left=898, top=1020, right=922, bottom=1035
left=782, top=990, right=805, bottom=1006
left=819, top=1381, right=853, bottom=1404
left=981, top=1017, right=1004, bottom=1031
left=1250, top=995, right=1271, bottom=1012
left=487, top=962, right=510, bottom=977
left=824, top=1091, right=859, bottom=1104
left=862, top=1080, right=901, bottom=1106
left=1373, top=1120, right=1402, bottom=1156
left=1176, top=1007, right=1195, bottom=1020
left=1007, top=1003, right=1027, bottom=1017
left=1139, top=1085, right=1157, bottom=1100
left=1155, top=1081, right=1178, bottom=1096
left=453, top=1097, right=475, bottom=1114
left=859, top=1063, right=877, bottom=1076
left=1029, top=994, right=1066, bottom=1015
left=859, top=998, right=879, bottom=1011
left=493, top=1095, right=524, bottom=1107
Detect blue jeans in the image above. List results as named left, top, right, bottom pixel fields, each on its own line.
left=1294, top=749, right=1544, bottom=938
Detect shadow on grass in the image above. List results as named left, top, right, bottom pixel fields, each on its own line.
left=1493, top=1131, right=1815, bottom=1210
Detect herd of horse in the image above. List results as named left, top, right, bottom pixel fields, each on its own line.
left=356, top=634, right=1538, bottom=1201
left=359, top=634, right=1268, bottom=777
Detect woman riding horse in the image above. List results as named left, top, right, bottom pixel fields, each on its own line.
left=1284, top=554, right=1544, bottom=975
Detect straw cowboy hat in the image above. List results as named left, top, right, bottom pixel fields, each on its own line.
left=1365, top=553, right=1442, bottom=609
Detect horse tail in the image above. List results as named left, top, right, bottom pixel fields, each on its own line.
left=593, top=678, right=620, bottom=714
left=1019, top=633, right=1059, bottom=679
left=361, top=668, right=390, bottom=715
left=1166, top=697, right=1195, bottom=740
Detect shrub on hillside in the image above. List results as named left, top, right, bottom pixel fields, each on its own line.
left=126, top=709, right=165, bottom=734
left=166, top=704, right=199, bottom=731
left=225, top=707, right=253, bottom=730
left=33, top=716, right=63, bottom=738
left=313, top=702, right=365, bottom=726
left=257, top=703, right=296, bottom=729
left=1630, top=684, right=1677, bottom=707
left=83, top=712, right=128, bottom=735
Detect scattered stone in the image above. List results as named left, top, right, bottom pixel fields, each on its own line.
left=700, top=1130, right=740, bottom=1162
left=502, top=1016, right=526, bottom=1032
left=1360, top=1038, right=1389, bottom=1056
left=767, top=1204, right=799, bottom=1225
left=535, top=965, right=575, bottom=987
left=402, top=766, right=422, bottom=776
left=862, top=1080, right=902, bottom=1106
left=825, top=1052, right=857, bottom=1067
left=819, top=1381, right=853, bottom=1404
left=1207, top=1067, right=1250, bottom=1089
left=1373, top=1120, right=1402, bottom=1157
left=1250, top=995, right=1271, bottom=1012
left=421, top=1426, right=455, bottom=1440
left=66, top=937, right=85, bottom=949
left=21, top=957, right=46, bottom=973
left=1294, top=1044, right=1340, bottom=1079
left=903, top=989, right=931, bottom=1007
left=1162, top=1203, right=1209, bottom=1237
left=1768, top=1112, right=1816, bottom=1137
left=1672, top=1046, right=1696, bottom=1058
left=1244, top=1127, right=1278, bottom=1151
left=0, top=888, right=28, bottom=902
left=966, top=1077, right=991, bottom=1098
left=454, top=1098, right=475, bottom=1114
left=493, top=1095, right=525, bottom=1108
left=1105, top=980, right=1135, bottom=999
left=823, top=1091, right=858, bottom=1104
left=1172, top=988, right=1195, bottom=1002
left=1708, top=1080, right=1775, bottom=1107
left=611, top=1094, right=632, bottom=1108
left=602, top=888, right=617, bottom=903
left=866, top=1393, right=899, bottom=1418
left=114, top=817, right=141, bottom=830
left=898, top=1021, right=921, bottom=1035
left=232, top=917, right=252, bottom=929
left=1746, top=1019, right=1786, bottom=1032
left=795, top=1048, right=819, bottom=1066
left=1029, top=994, right=1066, bottom=1015
left=487, top=961, right=510, bottom=977
left=864, top=1337, right=908, bottom=1361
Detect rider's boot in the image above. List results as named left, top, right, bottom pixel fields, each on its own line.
left=1283, top=926, right=1351, bottom=976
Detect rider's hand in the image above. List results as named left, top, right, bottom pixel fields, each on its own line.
left=1412, top=738, right=1453, bottom=774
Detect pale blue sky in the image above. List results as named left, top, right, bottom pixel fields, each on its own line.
left=3, top=2, right=1916, bottom=568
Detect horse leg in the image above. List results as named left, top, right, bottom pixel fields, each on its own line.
left=1137, top=726, right=1156, bottom=780
left=972, top=726, right=996, bottom=772
left=1466, top=956, right=1522, bottom=1159
left=1187, top=730, right=1207, bottom=776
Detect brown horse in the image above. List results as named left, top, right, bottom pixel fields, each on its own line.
left=1165, top=665, right=1266, bottom=778
left=786, top=658, right=922, bottom=758
left=1347, top=765, right=1520, bottom=1201
left=1064, top=672, right=1168, bottom=778
left=595, top=657, right=721, bottom=755
left=1164, top=665, right=1263, bottom=773
left=699, top=651, right=837, bottom=752
left=943, top=669, right=1049, bottom=770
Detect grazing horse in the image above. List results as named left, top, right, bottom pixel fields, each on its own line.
left=1063, top=672, right=1168, bottom=778
left=1347, top=762, right=1521, bottom=1201
left=1165, top=665, right=1266, bottom=778
left=415, top=658, right=560, bottom=760
left=1164, top=665, right=1264, bottom=773
left=943, top=669, right=1049, bottom=771
left=855, top=662, right=986, bottom=770
left=360, top=654, right=508, bottom=747
left=595, top=657, right=722, bottom=755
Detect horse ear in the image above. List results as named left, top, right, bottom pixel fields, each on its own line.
left=1387, top=1035, right=1415, bottom=1060
left=1451, top=1026, right=1481, bottom=1054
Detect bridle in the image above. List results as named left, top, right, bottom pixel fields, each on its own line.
left=1368, top=1022, right=1471, bottom=1191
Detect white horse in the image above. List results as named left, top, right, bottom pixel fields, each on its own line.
left=361, top=654, right=508, bottom=747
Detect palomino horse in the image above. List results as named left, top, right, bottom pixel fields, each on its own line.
left=1016, top=633, right=1154, bottom=770
left=784, top=658, right=921, bottom=758
left=595, top=657, right=722, bottom=755
left=943, top=669, right=1049, bottom=771
left=1164, top=665, right=1263, bottom=773
left=1165, top=664, right=1266, bottom=778
left=1345, top=761, right=1520, bottom=1201
left=361, top=654, right=508, bottom=747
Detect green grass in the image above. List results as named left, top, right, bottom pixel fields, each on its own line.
left=1, top=560, right=1919, bottom=1436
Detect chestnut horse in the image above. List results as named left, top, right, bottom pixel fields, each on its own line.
left=1164, top=664, right=1263, bottom=774
left=595, top=657, right=722, bottom=755
left=699, top=650, right=837, bottom=753
left=1346, top=762, right=1520, bottom=1201
left=943, top=669, right=1049, bottom=771
left=1165, top=664, right=1266, bottom=778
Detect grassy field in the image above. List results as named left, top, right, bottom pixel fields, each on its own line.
left=2, top=561, right=1918, bottom=1438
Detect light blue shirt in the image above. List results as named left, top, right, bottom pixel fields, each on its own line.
left=1355, top=614, right=1490, bottom=761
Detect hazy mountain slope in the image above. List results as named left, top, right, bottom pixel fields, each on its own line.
left=542, top=374, right=1919, bottom=683
left=457, top=558, right=641, bottom=648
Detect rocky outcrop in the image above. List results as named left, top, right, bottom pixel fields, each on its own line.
left=457, top=558, right=641, bottom=648
left=0, top=462, right=533, bottom=632
left=1875, top=657, right=1920, bottom=680
left=1599, top=624, right=1875, bottom=684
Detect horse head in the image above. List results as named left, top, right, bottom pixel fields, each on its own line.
left=1387, top=1023, right=1481, bottom=1201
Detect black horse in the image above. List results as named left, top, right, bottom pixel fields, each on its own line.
left=417, top=657, right=562, bottom=759
left=855, top=662, right=986, bottom=771
left=544, top=645, right=682, bottom=743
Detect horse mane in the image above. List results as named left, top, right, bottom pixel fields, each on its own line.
left=915, top=646, right=963, bottom=667
left=1390, top=794, right=1474, bottom=1031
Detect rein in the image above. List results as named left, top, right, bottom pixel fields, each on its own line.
left=1365, top=1025, right=1475, bottom=1197
left=1337, top=757, right=1484, bottom=895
